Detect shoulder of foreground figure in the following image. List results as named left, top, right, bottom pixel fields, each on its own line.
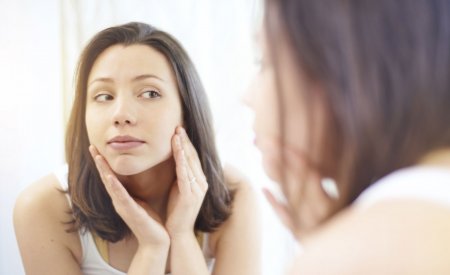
left=208, top=164, right=262, bottom=270
left=223, top=164, right=254, bottom=192
left=14, top=173, right=68, bottom=222
left=290, top=199, right=450, bottom=275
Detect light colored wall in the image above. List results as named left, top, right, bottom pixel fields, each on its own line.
left=0, top=0, right=63, bottom=274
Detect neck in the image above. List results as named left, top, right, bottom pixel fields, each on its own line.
left=418, top=147, right=450, bottom=168
left=116, top=158, right=176, bottom=221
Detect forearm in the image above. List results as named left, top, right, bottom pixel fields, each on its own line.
left=170, top=232, right=209, bottom=275
left=128, top=245, right=169, bottom=275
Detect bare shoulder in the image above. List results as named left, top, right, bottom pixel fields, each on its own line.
left=14, top=173, right=82, bottom=273
left=14, top=173, right=70, bottom=226
left=208, top=164, right=261, bottom=274
left=219, top=164, right=260, bottom=218
left=213, top=164, right=259, bottom=238
left=291, top=199, right=450, bottom=275
left=223, top=164, right=255, bottom=194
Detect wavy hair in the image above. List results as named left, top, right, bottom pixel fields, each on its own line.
left=65, top=22, right=233, bottom=242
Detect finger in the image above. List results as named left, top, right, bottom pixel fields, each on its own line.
left=304, top=174, right=335, bottom=221
left=88, top=144, right=98, bottom=159
left=280, top=146, right=336, bottom=230
left=186, top=165, right=204, bottom=197
left=107, top=175, right=132, bottom=205
left=172, top=133, right=191, bottom=194
left=177, top=127, right=205, bottom=179
left=281, top=147, right=313, bottom=209
left=89, top=145, right=113, bottom=183
left=177, top=127, right=208, bottom=191
left=182, top=149, right=202, bottom=195
left=176, top=126, right=200, bottom=161
left=107, top=175, right=160, bottom=232
left=89, top=148, right=125, bottom=204
left=263, top=188, right=296, bottom=233
left=92, top=154, right=120, bottom=200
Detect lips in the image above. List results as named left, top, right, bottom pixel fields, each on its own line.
left=107, top=135, right=145, bottom=150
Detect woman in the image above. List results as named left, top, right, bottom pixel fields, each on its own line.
left=14, top=22, right=260, bottom=275
left=247, top=0, right=450, bottom=274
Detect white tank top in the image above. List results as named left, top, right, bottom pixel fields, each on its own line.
left=54, top=165, right=214, bottom=275
left=355, top=166, right=450, bottom=209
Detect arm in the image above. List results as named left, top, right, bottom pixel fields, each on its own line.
left=166, top=126, right=210, bottom=275
left=14, top=175, right=82, bottom=275
left=289, top=200, right=450, bottom=275
left=211, top=173, right=262, bottom=275
left=168, top=168, right=262, bottom=275
left=170, top=232, right=210, bottom=275
left=90, top=146, right=170, bottom=275
left=127, top=246, right=169, bottom=275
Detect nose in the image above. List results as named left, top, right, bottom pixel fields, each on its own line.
left=112, top=97, right=137, bottom=126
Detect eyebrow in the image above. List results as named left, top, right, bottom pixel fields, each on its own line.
left=88, top=74, right=166, bottom=87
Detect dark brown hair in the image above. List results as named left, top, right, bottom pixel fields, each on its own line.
left=65, top=22, right=233, bottom=242
left=266, top=1, right=450, bottom=209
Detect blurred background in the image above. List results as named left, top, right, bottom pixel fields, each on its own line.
left=0, top=0, right=296, bottom=274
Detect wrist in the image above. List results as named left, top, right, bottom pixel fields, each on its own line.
left=137, top=230, right=171, bottom=249
left=169, top=230, right=196, bottom=242
left=136, top=243, right=170, bottom=260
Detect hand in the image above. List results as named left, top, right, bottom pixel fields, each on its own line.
left=264, top=146, right=336, bottom=238
left=165, top=126, right=208, bottom=238
left=89, top=145, right=170, bottom=248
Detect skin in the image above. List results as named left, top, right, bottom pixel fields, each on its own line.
left=244, top=33, right=333, bottom=234
left=14, top=44, right=261, bottom=275
left=246, top=27, right=450, bottom=274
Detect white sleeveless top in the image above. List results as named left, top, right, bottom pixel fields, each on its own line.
left=355, top=166, right=450, bottom=209
left=54, top=165, right=215, bottom=275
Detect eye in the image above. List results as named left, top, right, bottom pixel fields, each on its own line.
left=141, top=90, right=161, bottom=99
left=94, top=94, right=113, bottom=102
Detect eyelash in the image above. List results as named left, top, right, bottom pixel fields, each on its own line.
left=93, top=94, right=113, bottom=102
left=140, top=90, right=161, bottom=99
left=92, top=89, right=161, bottom=102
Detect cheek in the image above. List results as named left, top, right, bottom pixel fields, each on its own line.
left=147, top=109, right=182, bottom=145
left=85, top=108, right=103, bottom=145
left=252, top=72, right=281, bottom=137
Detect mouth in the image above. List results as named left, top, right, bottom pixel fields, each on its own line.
left=107, top=135, right=145, bottom=150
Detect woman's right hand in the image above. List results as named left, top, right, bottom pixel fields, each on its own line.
left=263, top=146, right=337, bottom=239
left=89, top=145, right=170, bottom=250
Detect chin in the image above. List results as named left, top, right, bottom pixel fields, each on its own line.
left=111, top=163, right=147, bottom=176
left=106, top=155, right=152, bottom=176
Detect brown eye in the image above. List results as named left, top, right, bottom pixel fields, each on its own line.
left=94, top=94, right=113, bottom=101
left=141, top=90, right=161, bottom=99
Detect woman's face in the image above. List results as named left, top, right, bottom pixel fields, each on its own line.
left=245, top=29, right=332, bottom=233
left=245, top=31, right=322, bottom=182
left=85, top=44, right=182, bottom=176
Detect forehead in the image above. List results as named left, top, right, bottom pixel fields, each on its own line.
left=88, top=44, right=176, bottom=84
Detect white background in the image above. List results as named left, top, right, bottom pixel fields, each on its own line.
left=0, top=1, right=296, bottom=274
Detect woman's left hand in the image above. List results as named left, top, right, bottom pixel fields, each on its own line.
left=89, top=145, right=170, bottom=249
left=165, top=126, right=208, bottom=238
left=269, top=146, right=336, bottom=238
